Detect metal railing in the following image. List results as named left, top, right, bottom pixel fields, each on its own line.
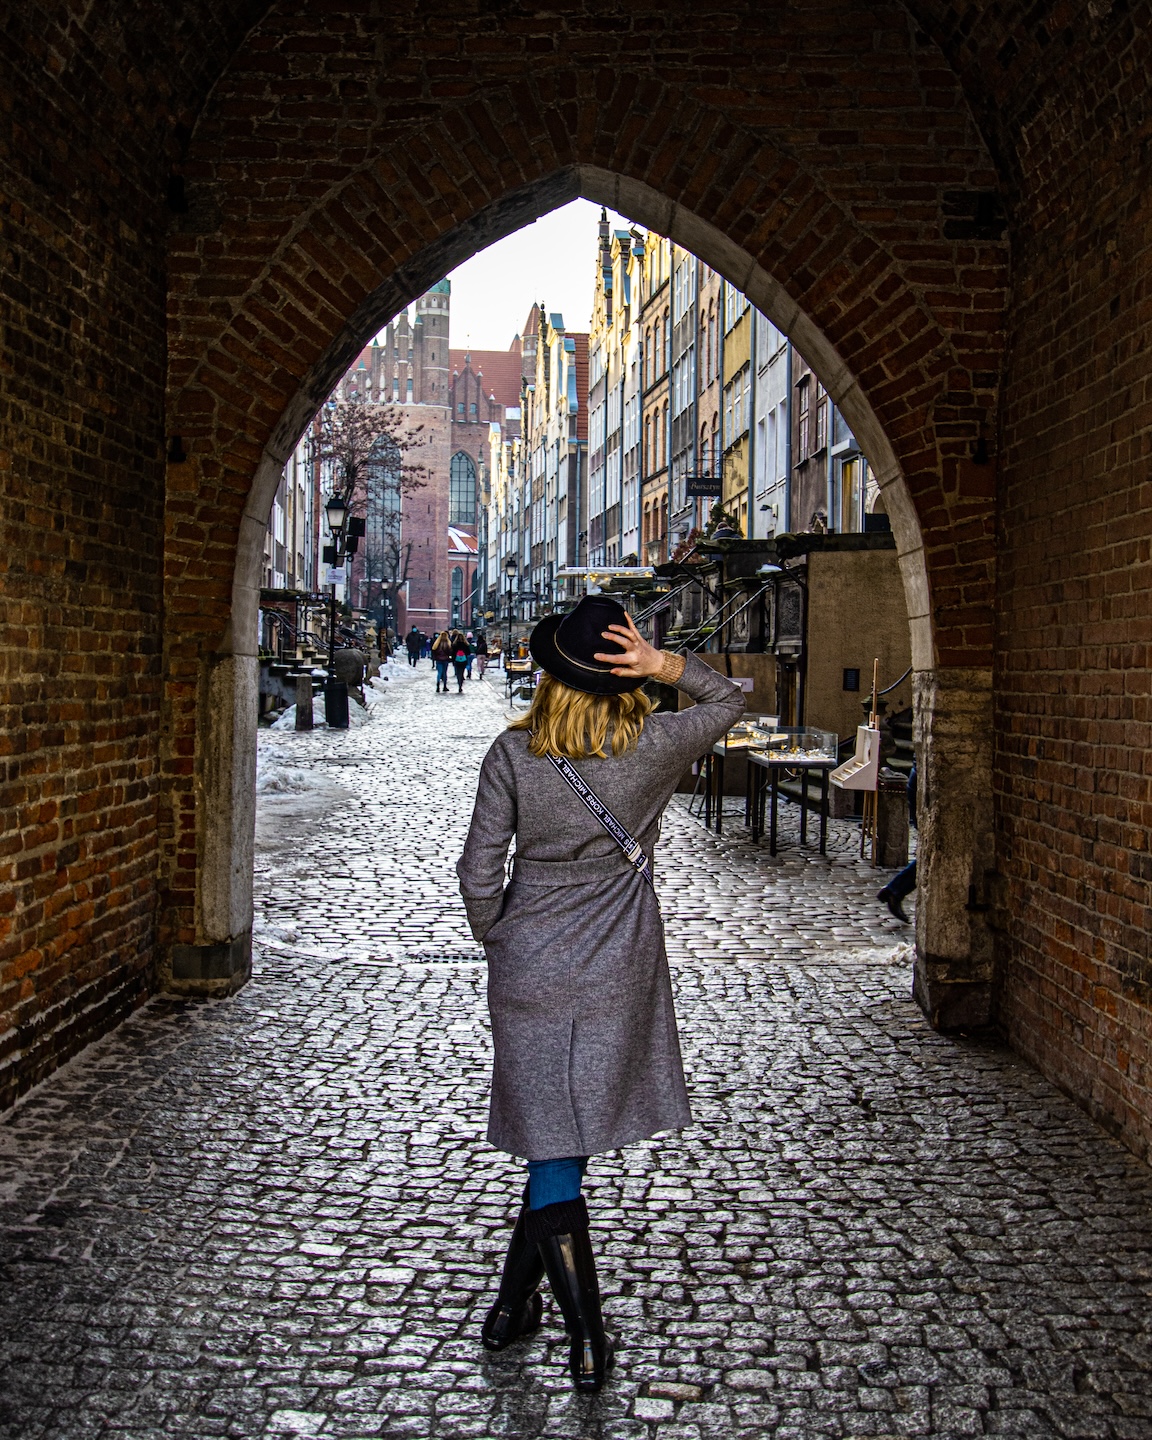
left=669, top=585, right=767, bottom=655
left=260, top=610, right=299, bottom=661
left=632, top=578, right=698, bottom=626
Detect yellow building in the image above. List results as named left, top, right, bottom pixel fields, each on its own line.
left=638, top=234, right=671, bottom=561
left=694, top=262, right=724, bottom=535
left=720, top=280, right=752, bottom=535
left=587, top=216, right=644, bottom=564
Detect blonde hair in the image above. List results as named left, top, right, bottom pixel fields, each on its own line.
left=510, top=673, right=652, bottom=759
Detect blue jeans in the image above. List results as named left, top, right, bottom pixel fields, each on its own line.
left=435, top=659, right=449, bottom=686
left=887, top=859, right=917, bottom=902
left=527, top=1156, right=587, bottom=1209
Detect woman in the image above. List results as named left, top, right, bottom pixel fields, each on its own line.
left=431, top=630, right=453, bottom=693
left=450, top=629, right=471, bottom=693
left=457, top=594, right=744, bottom=1392
left=473, top=630, right=489, bottom=678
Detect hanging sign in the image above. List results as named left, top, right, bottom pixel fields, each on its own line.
left=685, top=474, right=723, bottom=498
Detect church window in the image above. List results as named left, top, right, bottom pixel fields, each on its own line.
left=451, top=566, right=463, bottom=610
left=450, top=452, right=477, bottom=524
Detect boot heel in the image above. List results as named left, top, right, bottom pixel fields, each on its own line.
left=526, top=1197, right=614, bottom=1393
left=480, top=1193, right=545, bottom=1352
left=481, top=1289, right=542, bottom=1352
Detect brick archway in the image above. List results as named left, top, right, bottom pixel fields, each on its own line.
left=23, top=0, right=1093, bottom=1125
left=162, top=0, right=1008, bottom=1036
left=8, top=0, right=1152, bottom=1154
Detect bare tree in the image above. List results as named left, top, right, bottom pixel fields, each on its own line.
left=310, top=398, right=428, bottom=632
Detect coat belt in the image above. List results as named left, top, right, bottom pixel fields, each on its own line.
left=511, top=850, right=654, bottom=886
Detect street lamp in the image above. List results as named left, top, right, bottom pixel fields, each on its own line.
left=503, top=554, right=518, bottom=667
left=325, top=492, right=348, bottom=536
left=324, top=491, right=350, bottom=727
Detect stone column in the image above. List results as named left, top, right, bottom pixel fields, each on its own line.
left=912, top=667, right=996, bottom=1028
left=161, top=651, right=257, bottom=996
left=160, top=501, right=270, bottom=998
left=295, top=673, right=314, bottom=730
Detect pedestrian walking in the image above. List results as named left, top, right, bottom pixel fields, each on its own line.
left=405, top=626, right=422, bottom=668
left=474, top=630, right=489, bottom=678
left=465, top=631, right=475, bottom=679
left=457, top=596, right=745, bottom=1392
left=877, top=761, right=917, bottom=922
left=450, top=629, right=471, bottom=693
left=431, top=630, right=453, bottom=693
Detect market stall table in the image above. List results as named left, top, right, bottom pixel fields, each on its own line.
left=504, top=656, right=534, bottom=701
left=739, top=727, right=839, bottom=855
left=703, top=741, right=755, bottom=834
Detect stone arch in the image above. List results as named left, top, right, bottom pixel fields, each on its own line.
left=7, top=0, right=1152, bottom=1153
left=181, top=177, right=987, bottom=1031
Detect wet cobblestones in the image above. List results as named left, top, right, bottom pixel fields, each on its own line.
left=2, top=663, right=1151, bottom=1438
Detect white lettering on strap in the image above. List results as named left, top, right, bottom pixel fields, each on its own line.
left=544, top=750, right=656, bottom=893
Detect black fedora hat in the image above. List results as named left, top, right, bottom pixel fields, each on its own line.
left=529, top=595, right=642, bottom=696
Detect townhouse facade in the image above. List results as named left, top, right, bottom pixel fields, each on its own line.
left=481, top=304, right=589, bottom=631
left=584, top=226, right=882, bottom=569
left=587, top=217, right=644, bottom=567
left=262, top=443, right=317, bottom=594
left=639, top=234, right=671, bottom=563
left=470, top=214, right=887, bottom=640
left=265, top=279, right=523, bottom=642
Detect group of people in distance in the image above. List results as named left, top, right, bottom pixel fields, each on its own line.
left=404, top=624, right=490, bottom=693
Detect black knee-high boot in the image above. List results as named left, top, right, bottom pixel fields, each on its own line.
left=481, top=1190, right=545, bottom=1351
left=525, top=1196, right=614, bottom=1393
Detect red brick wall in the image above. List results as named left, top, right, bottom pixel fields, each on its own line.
left=398, top=409, right=453, bottom=638
left=987, top=8, right=1152, bottom=1159
left=0, top=7, right=183, bottom=1107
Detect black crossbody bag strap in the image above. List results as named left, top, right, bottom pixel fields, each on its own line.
left=544, top=750, right=656, bottom=893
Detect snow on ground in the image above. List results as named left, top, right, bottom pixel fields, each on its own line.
left=268, top=673, right=391, bottom=733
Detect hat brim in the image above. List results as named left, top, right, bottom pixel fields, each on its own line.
left=528, top=613, right=645, bottom=696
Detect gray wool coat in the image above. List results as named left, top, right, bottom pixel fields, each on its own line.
left=456, top=654, right=745, bottom=1161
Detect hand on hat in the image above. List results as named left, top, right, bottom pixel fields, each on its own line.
left=593, top=614, right=663, bottom=678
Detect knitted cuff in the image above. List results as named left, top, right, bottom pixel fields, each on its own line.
left=656, top=651, right=687, bottom=685
left=523, top=1195, right=589, bottom=1243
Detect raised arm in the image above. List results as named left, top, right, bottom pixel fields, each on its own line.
left=593, top=616, right=746, bottom=761
left=456, top=737, right=517, bottom=942
left=659, top=650, right=747, bottom=760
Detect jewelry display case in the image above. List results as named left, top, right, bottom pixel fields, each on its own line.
left=748, top=725, right=838, bottom=764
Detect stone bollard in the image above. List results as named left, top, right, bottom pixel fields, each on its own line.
left=324, top=678, right=349, bottom=729
left=875, top=774, right=909, bottom=868
left=294, top=674, right=314, bottom=731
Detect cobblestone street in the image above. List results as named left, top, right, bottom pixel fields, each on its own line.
left=2, top=662, right=1151, bottom=1440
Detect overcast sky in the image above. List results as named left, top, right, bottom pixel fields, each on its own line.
left=443, top=199, right=635, bottom=351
